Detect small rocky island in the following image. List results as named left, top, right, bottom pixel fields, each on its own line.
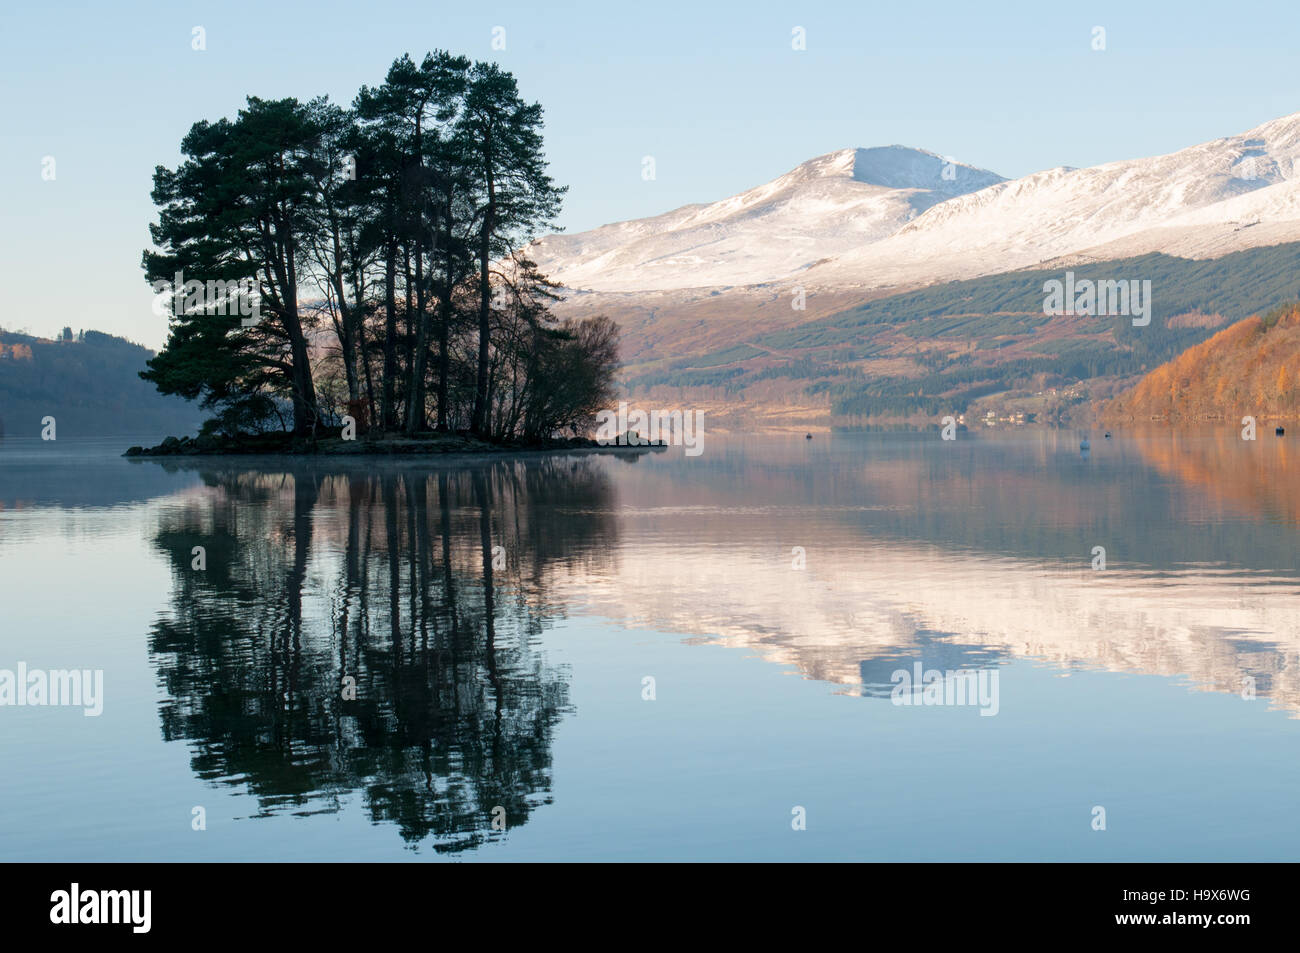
left=125, top=430, right=668, bottom=458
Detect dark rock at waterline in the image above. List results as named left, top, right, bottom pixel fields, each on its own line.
left=125, top=430, right=670, bottom=457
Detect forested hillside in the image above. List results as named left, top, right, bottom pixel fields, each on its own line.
left=1103, top=303, right=1300, bottom=422
left=0, top=328, right=201, bottom=438
left=620, top=241, right=1300, bottom=425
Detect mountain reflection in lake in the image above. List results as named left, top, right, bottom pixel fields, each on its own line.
left=147, top=460, right=613, bottom=852
left=5, top=431, right=1300, bottom=860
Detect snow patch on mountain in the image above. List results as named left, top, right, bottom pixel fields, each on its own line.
left=529, top=147, right=1004, bottom=292
left=531, top=113, right=1300, bottom=298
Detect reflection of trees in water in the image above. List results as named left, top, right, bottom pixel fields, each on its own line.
left=148, top=458, right=616, bottom=852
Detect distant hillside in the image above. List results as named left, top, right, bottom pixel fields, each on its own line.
left=611, top=240, right=1300, bottom=426
left=1103, top=303, right=1300, bottom=423
left=0, top=328, right=201, bottom=439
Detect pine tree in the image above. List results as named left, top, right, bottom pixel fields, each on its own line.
left=142, top=97, right=324, bottom=435
left=459, top=62, right=565, bottom=435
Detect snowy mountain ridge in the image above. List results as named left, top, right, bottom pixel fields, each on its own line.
left=530, top=113, right=1300, bottom=298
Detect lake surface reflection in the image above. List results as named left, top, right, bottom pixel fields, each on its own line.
left=3, top=430, right=1300, bottom=860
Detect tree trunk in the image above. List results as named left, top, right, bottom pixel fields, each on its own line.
left=359, top=317, right=378, bottom=434
left=402, top=245, right=415, bottom=428
left=472, top=161, right=495, bottom=436
left=381, top=241, right=398, bottom=431
left=331, top=231, right=360, bottom=404
left=407, top=230, right=429, bottom=435
left=436, top=295, right=451, bottom=431
left=436, top=188, right=454, bottom=432
left=282, top=255, right=317, bottom=436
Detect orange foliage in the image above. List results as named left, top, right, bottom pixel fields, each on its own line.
left=1105, top=305, right=1300, bottom=421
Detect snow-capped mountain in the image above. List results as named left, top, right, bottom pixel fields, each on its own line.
left=531, top=113, right=1300, bottom=298
left=529, top=147, right=1004, bottom=292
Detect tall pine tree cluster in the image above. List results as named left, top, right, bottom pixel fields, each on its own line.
left=141, top=52, right=619, bottom=442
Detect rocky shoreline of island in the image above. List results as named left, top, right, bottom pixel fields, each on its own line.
left=124, top=430, right=668, bottom=458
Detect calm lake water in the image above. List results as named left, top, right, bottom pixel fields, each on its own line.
left=2, top=430, right=1300, bottom=861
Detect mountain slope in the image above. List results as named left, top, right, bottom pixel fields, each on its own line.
left=806, top=113, right=1300, bottom=291
left=619, top=242, right=1300, bottom=428
left=530, top=147, right=1004, bottom=292
left=1103, top=303, right=1300, bottom=423
left=533, top=112, right=1300, bottom=299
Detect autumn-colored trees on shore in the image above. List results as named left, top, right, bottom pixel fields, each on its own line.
left=1105, top=303, right=1300, bottom=422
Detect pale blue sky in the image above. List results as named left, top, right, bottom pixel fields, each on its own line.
left=3, top=0, right=1300, bottom=348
